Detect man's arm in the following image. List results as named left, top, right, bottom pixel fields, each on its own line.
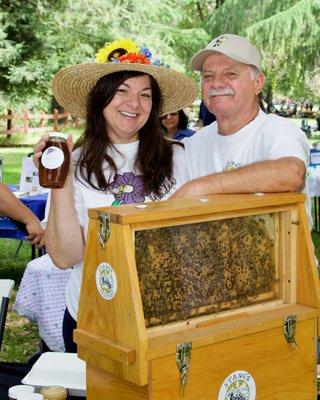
left=171, top=157, right=305, bottom=199
left=0, top=182, right=44, bottom=246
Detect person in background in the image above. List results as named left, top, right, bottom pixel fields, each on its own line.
left=0, top=182, right=44, bottom=246
left=316, top=113, right=320, bottom=131
left=198, top=100, right=216, bottom=127
left=161, top=109, right=195, bottom=140
left=33, top=38, right=196, bottom=352
left=171, top=33, right=311, bottom=226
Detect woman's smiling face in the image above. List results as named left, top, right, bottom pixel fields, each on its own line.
left=103, top=74, right=152, bottom=144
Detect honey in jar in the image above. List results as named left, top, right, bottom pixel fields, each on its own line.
left=39, top=132, right=70, bottom=188
left=40, top=386, right=67, bottom=400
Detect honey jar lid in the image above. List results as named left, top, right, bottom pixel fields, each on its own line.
left=48, top=132, right=68, bottom=140
left=40, top=386, right=67, bottom=399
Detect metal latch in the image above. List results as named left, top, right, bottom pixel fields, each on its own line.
left=283, top=315, right=297, bottom=349
left=176, top=341, right=192, bottom=398
left=98, top=212, right=110, bottom=249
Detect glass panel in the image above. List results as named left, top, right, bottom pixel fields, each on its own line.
left=135, top=214, right=278, bottom=327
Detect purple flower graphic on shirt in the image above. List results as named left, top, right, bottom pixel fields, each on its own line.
left=109, top=172, right=150, bottom=205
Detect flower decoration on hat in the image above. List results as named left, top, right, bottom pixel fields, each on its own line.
left=95, top=38, right=139, bottom=63
left=95, top=38, right=169, bottom=68
left=117, top=51, right=151, bottom=65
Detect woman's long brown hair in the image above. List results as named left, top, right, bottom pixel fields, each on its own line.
left=74, top=70, right=179, bottom=196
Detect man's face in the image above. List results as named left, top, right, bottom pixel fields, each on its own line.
left=201, top=53, right=264, bottom=119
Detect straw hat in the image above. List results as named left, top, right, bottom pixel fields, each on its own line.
left=52, top=38, right=197, bottom=118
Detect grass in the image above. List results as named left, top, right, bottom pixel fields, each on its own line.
left=1, top=147, right=34, bottom=183
left=0, top=241, right=40, bottom=362
left=1, top=290, right=40, bottom=363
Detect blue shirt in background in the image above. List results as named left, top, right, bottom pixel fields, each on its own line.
left=173, top=127, right=195, bottom=141
left=199, top=101, right=216, bottom=126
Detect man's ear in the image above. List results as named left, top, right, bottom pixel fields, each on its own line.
left=255, top=72, right=265, bottom=95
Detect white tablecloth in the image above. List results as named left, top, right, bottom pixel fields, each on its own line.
left=14, top=254, right=71, bottom=352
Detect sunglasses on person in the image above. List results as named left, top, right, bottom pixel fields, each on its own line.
left=160, top=112, right=178, bottom=119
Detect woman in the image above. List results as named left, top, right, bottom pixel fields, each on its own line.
left=34, top=38, right=197, bottom=352
left=161, top=109, right=195, bottom=140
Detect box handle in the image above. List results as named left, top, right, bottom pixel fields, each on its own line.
left=74, top=328, right=135, bottom=365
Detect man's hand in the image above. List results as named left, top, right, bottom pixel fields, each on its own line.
left=170, top=180, right=206, bottom=199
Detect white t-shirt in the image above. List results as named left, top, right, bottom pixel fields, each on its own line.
left=183, top=109, right=311, bottom=223
left=66, top=140, right=188, bottom=320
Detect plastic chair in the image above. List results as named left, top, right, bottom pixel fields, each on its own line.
left=0, top=279, right=14, bottom=350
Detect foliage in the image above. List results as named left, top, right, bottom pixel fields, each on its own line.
left=0, top=0, right=207, bottom=112
left=0, top=1, right=63, bottom=110
left=204, top=0, right=320, bottom=102
left=0, top=0, right=319, bottom=111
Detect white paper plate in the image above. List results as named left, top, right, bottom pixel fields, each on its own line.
left=22, top=352, right=86, bottom=397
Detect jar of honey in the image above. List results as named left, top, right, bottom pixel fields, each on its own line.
left=39, top=132, right=70, bottom=188
left=40, top=386, right=67, bottom=400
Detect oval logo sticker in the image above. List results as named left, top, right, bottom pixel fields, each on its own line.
left=41, top=146, right=64, bottom=169
left=95, top=263, right=117, bottom=300
left=218, top=370, right=256, bottom=400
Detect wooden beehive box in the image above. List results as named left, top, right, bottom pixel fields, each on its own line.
left=75, top=193, right=320, bottom=400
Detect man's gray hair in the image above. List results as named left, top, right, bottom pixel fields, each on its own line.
left=250, top=65, right=260, bottom=80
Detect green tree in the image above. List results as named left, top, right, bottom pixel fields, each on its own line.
left=204, top=0, right=320, bottom=104
left=0, top=0, right=207, bottom=111
left=0, top=1, right=57, bottom=109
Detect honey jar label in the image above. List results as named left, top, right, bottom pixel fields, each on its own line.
left=96, top=263, right=117, bottom=300
left=218, top=370, right=256, bottom=400
left=41, top=146, right=64, bottom=169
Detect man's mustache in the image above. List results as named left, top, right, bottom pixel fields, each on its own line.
left=208, top=87, right=235, bottom=97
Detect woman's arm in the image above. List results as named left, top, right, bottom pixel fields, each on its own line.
left=45, top=174, right=85, bottom=268
left=34, top=134, right=84, bottom=268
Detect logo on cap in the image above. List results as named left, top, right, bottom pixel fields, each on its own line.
left=212, top=35, right=228, bottom=48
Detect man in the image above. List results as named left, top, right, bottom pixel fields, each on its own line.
left=172, top=34, right=311, bottom=223
left=0, top=182, right=44, bottom=247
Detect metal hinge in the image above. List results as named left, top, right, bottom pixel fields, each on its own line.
left=283, top=315, right=297, bottom=349
left=98, top=212, right=110, bottom=249
left=176, top=341, right=192, bottom=398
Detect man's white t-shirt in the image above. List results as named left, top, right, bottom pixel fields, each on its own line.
left=66, top=140, right=188, bottom=320
left=183, top=109, right=311, bottom=224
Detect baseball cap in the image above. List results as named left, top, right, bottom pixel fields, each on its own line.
left=191, top=34, right=262, bottom=71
